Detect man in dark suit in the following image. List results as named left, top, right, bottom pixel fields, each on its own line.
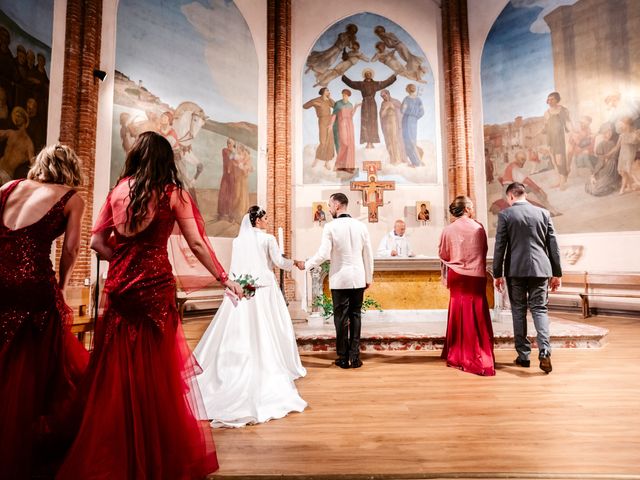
left=493, top=182, right=562, bottom=373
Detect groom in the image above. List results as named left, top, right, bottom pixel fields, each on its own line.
left=302, top=193, right=374, bottom=369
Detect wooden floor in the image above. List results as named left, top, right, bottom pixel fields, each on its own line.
left=182, top=313, right=640, bottom=480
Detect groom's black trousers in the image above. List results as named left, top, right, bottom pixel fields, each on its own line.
left=331, top=288, right=365, bottom=361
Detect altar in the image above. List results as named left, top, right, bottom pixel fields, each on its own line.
left=321, top=257, right=495, bottom=310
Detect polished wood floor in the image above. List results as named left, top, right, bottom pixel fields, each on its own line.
left=182, top=313, right=640, bottom=479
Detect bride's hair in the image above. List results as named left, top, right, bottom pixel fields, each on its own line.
left=248, top=205, right=266, bottom=227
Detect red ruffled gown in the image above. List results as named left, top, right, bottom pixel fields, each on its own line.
left=0, top=180, right=89, bottom=479
left=57, top=183, right=219, bottom=479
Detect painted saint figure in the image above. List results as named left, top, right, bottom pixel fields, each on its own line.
left=313, top=42, right=369, bottom=88
left=303, top=87, right=335, bottom=168
left=374, top=25, right=427, bottom=83
left=331, top=89, right=360, bottom=174
left=342, top=69, right=396, bottom=148
left=543, top=91, right=572, bottom=190
left=305, top=23, right=358, bottom=79
left=379, top=89, right=406, bottom=165
left=0, top=107, right=35, bottom=184
left=401, top=84, right=424, bottom=166
left=217, top=138, right=236, bottom=220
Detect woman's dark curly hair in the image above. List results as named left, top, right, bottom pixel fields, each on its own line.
left=117, top=131, right=184, bottom=231
left=248, top=205, right=267, bottom=227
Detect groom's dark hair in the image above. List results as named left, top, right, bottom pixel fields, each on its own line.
left=330, top=193, right=349, bottom=207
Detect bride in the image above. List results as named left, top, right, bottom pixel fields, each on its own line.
left=194, top=206, right=307, bottom=427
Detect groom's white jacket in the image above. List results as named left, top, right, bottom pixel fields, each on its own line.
left=305, top=215, right=373, bottom=290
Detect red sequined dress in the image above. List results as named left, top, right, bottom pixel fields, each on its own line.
left=57, top=180, right=222, bottom=479
left=0, top=179, right=89, bottom=479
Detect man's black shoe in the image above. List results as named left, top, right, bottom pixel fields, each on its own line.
left=539, top=350, right=552, bottom=373
left=334, top=358, right=350, bottom=369
left=514, top=357, right=530, bottom=368
left=350, top=358, right=363, bottom=369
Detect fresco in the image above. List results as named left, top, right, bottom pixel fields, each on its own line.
left=302, top=12, right=436, bottom=185
left=482, top=0, right=640, bottom=235
left=113, top=0, right=258, bottom=237
left=0, top=0, right=52, bottom=185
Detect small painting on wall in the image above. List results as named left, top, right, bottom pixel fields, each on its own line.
left=416, top=201, right=430, bottom=223
left=312, top=201, right=327, bottom=225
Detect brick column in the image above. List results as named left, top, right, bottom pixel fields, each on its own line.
left=57, top=0, right=103, bottom=286
left=442, top=0, right=475, bottom=204
left=267, top=0, right=294, bottom=300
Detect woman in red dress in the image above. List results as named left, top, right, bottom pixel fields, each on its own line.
left=0, top=144, right=89, bottom=478
left=57, top=132, right=243, bottom=479
left=439, top=196, right=495, bottom=376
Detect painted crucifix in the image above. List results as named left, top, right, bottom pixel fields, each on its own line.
left=350, top=161, right=395, bottom=223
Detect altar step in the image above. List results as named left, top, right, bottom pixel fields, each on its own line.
left=294, top=310, right=609, bottom=352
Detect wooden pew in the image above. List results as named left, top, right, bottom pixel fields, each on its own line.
left=175, top=276, right=225, bottom=320
left=548, top=271, right=588, bottom=315
left=580, top=272, right=640, bottom=318
left=66, top=286, right=94, bottom=342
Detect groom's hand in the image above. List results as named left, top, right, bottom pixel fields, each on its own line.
left=294, top=260, right=305, bottom=270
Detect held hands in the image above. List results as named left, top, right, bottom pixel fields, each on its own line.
left=294, top=260, right=306, bottom=270
left=222, top=279, right=244, bottom=299
left=549, top=276, right=561, bottom=292
left=390, top=250, right=398, bottom=257
left=494, top=277, right=505, bottom=293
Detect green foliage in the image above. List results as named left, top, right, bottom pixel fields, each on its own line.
left=312, top=293, right=382, bottom=319
left=312, top=293, right=333, bottom=319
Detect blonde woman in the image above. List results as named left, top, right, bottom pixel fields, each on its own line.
left=0, top=144, right=88, bottom=478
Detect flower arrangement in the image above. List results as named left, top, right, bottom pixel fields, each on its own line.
left=312, top=293, right=382, bottom=319
left=232, top=273, right=260, bottom=299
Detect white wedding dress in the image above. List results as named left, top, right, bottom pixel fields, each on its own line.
left=194, top=215, right=307, bottom=427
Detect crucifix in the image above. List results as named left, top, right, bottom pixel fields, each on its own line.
left=350, top=161, right=395, bottom=223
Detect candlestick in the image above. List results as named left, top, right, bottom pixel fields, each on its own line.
left=277, top=227, right=284, bottom=254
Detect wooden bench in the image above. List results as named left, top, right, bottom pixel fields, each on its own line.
left=580, top=272, right=640, bottom=318
left=175, top=276, right=226, bottom=320
left=549, top=271, right=640, bottom=318
left=66, top=286, right=95, bottom=343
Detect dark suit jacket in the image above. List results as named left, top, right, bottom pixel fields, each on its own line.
left=493, top=201, right=562, bottom=279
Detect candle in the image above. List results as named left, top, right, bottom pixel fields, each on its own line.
left=277, top=227, right=284, bottom=255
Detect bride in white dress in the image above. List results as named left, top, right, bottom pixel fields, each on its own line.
left=194, top=206, right=307, bottom=427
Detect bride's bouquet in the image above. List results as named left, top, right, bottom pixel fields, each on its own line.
left=225, top=273, right=260, bottom=307
left=233, top=273, right=260, bottom=299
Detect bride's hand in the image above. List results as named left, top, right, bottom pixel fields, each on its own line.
left=223, top=279, right=244, bottom=298
left=294, top=260, right=305, bottom=270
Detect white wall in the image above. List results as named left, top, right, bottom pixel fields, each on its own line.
left=467, top=0, right=640, bottom=273
left=291, top=0, right=446, bottom=300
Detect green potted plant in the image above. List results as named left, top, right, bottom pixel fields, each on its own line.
left=312, top=293, right=382, bottom=323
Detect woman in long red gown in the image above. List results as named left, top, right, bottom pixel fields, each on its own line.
left=0, top=144, right=89, bottom=479
left=57, top=132, right=243, bottom=479
left=439, top=196, right=495, bottom=376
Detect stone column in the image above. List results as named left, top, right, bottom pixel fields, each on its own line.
left=442, top=0, right=475, bottom=204
left=267, top=0, right=294, bottom=300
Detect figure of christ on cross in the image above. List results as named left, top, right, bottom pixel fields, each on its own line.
left=350, top=161, right=395, bottom=223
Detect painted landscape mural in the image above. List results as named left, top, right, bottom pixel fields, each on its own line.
left=482, top=0, right=640, bottom=235
left=113, top=0, right=258, bottom=237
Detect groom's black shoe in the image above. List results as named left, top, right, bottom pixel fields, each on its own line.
left=514, top=357, right=530, bottom=368
left=334, top=358, right=350, bottom=369
left=539, top=350, right=552, bottom=374
left=350, top=357, right=363, bottom=369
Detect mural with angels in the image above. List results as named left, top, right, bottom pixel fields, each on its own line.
left=302, top=13, right=436, bottom=185
left=111, top=0, right=258, bottom=237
